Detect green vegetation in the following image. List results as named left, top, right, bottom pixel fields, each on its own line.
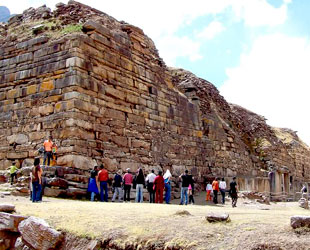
left=61, top=24, right=83, bottom=34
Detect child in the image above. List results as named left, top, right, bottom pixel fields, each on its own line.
left=9, top=161, right=18, bottom=185
left=188, top=184, right=195, bottom=204
left=51, top=142, right=58, bottom=166
left=206, top=181, right=212, bottom=201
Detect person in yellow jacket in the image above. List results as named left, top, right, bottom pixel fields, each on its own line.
left=9, top=161, right=18, bottom=185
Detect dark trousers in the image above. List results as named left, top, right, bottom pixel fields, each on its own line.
left=43, top=151, right=52, bottom=166
left=123, top=184, right=131, bottom=201
left=220, top=189, right=226, bottom=204
left=147, top=182, right=155, bottom=203
left=100, top=181, right=108, bottom=202
left=189, top=194, right=195, bottom=204
left=10, top=173, right=17, bottom=184
left=231, top=193, right=238, bottom=207
left=32, top=181, right=41, bottom=202
left=213, top=190, right=218, bottom=204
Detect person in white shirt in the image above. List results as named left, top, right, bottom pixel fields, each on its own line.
left=206, top=181, right=213, bottom=201
left=146, top=169, right=156, bottom=203
left=219, top=177, right=227, bottom=204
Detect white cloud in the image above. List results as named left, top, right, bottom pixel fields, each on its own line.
left=230, top=0, right=289, bottom=27
left=1, top=0, right=290, bottom=67
left=156, top=35, right=202, bottom=65
left=220, top=34, right=310, bottom=146
left=196, top=21, right=225, bottom=40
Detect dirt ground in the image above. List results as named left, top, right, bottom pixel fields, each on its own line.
left=1, top=193, right=310, bottom=250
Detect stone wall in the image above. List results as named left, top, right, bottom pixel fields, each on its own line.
left=0, top=1, right=309, bottom=199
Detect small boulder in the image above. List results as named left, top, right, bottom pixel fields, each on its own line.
left=206, top=213, right=230, bottom=223
left=298, top=198, right=309, bottom=209
left=291, top=216, right=310, bottom=229
left=0, top=204, right=15, bottom=213
left=0, top=212, right=27, bottom=232
left=18, top=216, right=64, bottom=250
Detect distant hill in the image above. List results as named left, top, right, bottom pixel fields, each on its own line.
left=0, top=6, right=11, bottom=22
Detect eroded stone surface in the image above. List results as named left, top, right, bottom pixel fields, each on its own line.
left=18, top=216, right=64, bottom=250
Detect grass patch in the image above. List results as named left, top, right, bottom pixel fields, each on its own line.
left=61, top=24, right=83, bottom=34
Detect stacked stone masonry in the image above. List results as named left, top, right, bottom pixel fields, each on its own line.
left=0, top=1, right=309, bottom=200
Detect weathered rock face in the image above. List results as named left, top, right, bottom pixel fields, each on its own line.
left=0, top=1, right=309, bottom=199
left=18, top=216, right=64, bottom=250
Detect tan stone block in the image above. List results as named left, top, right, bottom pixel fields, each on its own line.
left=40, top=80, right=55, bottom=92
left=105, top=102, right=132, bottom=114
left=127, top=113, right=145, bottom=125
left=43, top=95, right=62, bottom=103
left=7, top=89, right=18, bottom=99
left=27, top=85, right=37, bottom=95
left=38, top=105, right=54, bottom=115
left=0, top=92, right=5, bottom=101
left=28, top=131, right=46, bottom=141
left=105, top=86, right=125, bottom=100
left=112, top=136, right=128, bottom=147
left=126, top=94, right=139, bottom=104
left=132, top=139, right=150, bottom=150
left=7, top=151, right=28, bottom=159
left=120, top=162, right=140, bottom=172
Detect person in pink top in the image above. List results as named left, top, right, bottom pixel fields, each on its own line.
left=123, top=168, right=133, bottom=202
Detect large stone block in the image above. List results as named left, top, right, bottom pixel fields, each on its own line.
left=40, top=80, right=55, bottom=92
left=57, top=154, right=94, bottom=170
left=7, top=152, right=28, bottom=159
left=7, top=134, right=28, bottom=145
left=18, top=216, right=64, bottom=250
left=0, top=212, right=27, bottom=232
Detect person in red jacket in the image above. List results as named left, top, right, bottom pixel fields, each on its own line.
left=154, top=170, right=165, bottom=203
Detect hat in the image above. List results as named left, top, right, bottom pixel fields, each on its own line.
left=126, top=168, right=130, bottom=171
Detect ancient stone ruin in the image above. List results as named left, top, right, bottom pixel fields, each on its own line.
left=0, top=1, right=309, bottom=200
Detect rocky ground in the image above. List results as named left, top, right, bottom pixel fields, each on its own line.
left=1, top=192, right=310, bottom=250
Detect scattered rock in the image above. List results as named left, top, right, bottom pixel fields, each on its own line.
left=298, top=195, right=309, bottom=209
left=0, top=212, right=27, bottom=232
left=0, top=204, right=15, bottom=213
left=290, top=215, right=310, bottom=229
left=206, top=213, right=230, bottom=223
left=46, top=177, right=69, bottom=189
left=18, top=216, right=64, bottom=250
left=174, top=210, right=191, bottom=216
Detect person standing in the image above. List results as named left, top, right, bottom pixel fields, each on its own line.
left=154, top=170, right=165, bottom=203
left=146, top=169, right=156, bottom=203
left=43, top=136, right=53, bottom=166
left=179, top=170, right=190, bottom=205
left=31, top=158, right=43, bottom=202
left=98, top=164, right=109, bottom=202
left=212, top=178, right=219, bottom=204
left=123, top=168, right=133, bottom=202
left=219, top=177, right=227, bottom=204
left=87, top=166, right=99, bottom=201
left=230, top=177, right=238, bottom=208
left=135, top=168, right=145, bottom=203
left=9, top=161, right=18, bottom=185
left=163, top=169, right=172, bottom=204
left=206, top=181, right=212, bottom=201
left=188, top=184, right=195, bottom=204
left=112, top=170, right=123, bottom=202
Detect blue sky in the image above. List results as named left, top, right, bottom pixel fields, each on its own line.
left=1, top=0, right=310, bottom=146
